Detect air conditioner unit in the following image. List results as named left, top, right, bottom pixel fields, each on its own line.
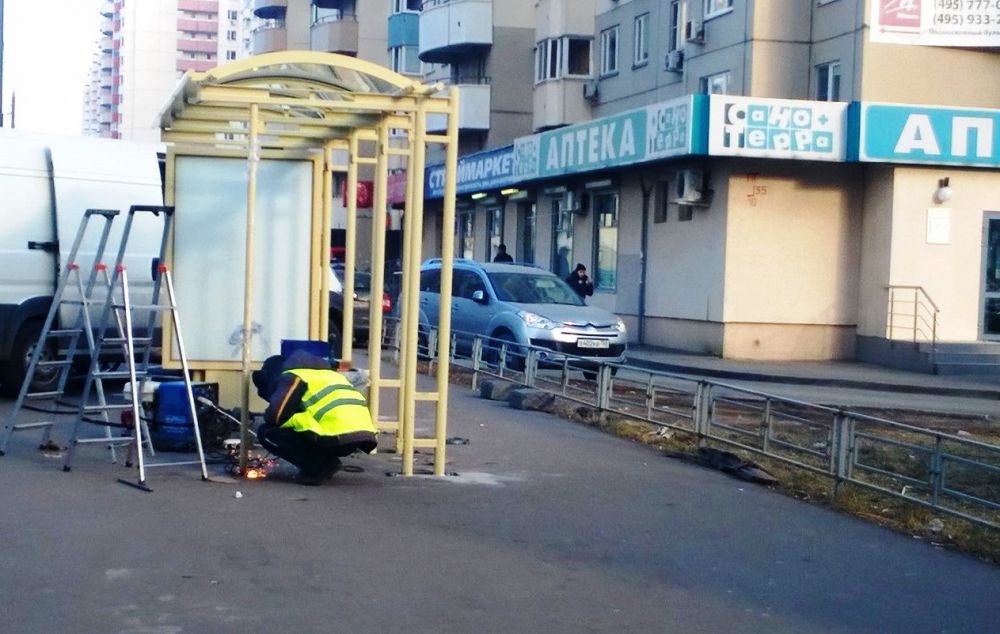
left=685, top=20, right=706, bottom=44
left=674, top=169, right=706, bottom=204
left=665, top=49, right=684, bottom=72
left=583, top=80, right=599, bottom=101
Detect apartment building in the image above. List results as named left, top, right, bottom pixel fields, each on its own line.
left=413, top=0, right=1000, bottom=373
left=83, top=0, right=248, bottom=142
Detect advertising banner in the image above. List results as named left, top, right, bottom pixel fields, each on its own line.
left=870, top=0, right=1000, bottom=48
left=708, top=96, right=848, bottom=161
left=856, top=102, right=1000, bottom=167
left=511, top=95, right=705, bottom=182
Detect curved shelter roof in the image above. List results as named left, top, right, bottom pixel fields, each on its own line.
left=158, top=51, right=444, bottom=150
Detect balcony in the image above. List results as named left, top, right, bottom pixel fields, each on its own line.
left=100, top=36, right=113, bottom=52
left=532, top=79, right=591, bottom=132
left=418, top=0, right=493, bottom=64
left=176, top=58, right=217, bottom=73
left=253, top=0, right=287, bottom=20
left=178, top=38, right=219, bottom=54
left=178, top=0, right=219, bottom=11
left=310, top=16, right=358, bottom=55
left=252, top=22, right=288, bottom=53
left=177, top=18, right=219, bottom=34
left=427, top=82, right=491, bottom=132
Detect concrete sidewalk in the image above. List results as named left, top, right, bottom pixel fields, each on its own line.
left=1, top=373, right=999, bottom=633
left=626, top=345, right=1000, bottom=401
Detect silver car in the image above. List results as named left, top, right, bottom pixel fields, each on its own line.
left=417, top=259, right=627, bottom=375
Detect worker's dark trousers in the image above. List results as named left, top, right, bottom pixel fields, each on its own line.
left=257, top=426, right=376, bottom=476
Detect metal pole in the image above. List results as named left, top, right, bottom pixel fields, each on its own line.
left=342, top=131, right=359, bottom=363
left=239, top=104, right=261, bottom=474
left=912, top=289, right=918, bottom=343
left=368, top=122, right=390, bottom=426
left=402, top=99, right=428, bottom=477
left=433, top=86, right=460, bottom=476
left=320, top=142, right=334, bottom=352
left=396, top=122, right=417, bottom=455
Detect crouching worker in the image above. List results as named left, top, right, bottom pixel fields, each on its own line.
left=252, top=350, right=378, bottom=485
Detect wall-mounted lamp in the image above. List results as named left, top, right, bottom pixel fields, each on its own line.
left=500, top=188, right=520, bottom=196
left=471, top=192, right=488, bottom=200
left=934, top=177, right=952, bottom=204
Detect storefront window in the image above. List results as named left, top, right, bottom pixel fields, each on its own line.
left=518, top=202, right=536, bottom=263
left=593, top=192, right=618, bottom=291
left=984, top=217, right=1000, bottom=336
left=458, top=212, right=475, bottom=260
left=487, top=207, right=504, bottom=261
left=551, top=199, right=574, bottom=279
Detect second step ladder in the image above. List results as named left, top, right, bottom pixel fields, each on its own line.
left=62, top=205, right=209, bottom=491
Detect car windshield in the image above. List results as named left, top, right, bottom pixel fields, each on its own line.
left=487, top=273, right=584, bottom=306
left=331, top=266, right=372, bottom=292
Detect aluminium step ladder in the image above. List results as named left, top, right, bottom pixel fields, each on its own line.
left=0, top=209, right=130, bottom=459
left=62, top=205, right=208, bottom=491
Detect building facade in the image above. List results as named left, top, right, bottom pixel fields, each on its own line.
left=83, top=0, right=249, bottom=141
left=146, top=0, right=1000, bottom=371
left=412, top=0, right=1000, bottom=373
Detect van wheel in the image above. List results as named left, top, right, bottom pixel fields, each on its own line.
left=0, top=320, right=60, bottom=397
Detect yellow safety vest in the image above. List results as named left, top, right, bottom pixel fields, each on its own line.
left=281, top=368, right=377, bottom=438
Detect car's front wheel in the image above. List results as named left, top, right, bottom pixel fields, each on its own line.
left=483, top=330, right=524, bottom=371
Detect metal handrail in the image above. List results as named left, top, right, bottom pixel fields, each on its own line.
left=379, top=317, right=999, bottom=528
left=886, top=285, right=939, bottom=362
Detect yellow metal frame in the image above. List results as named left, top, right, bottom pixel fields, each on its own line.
left=158, top=52, right=458, bottom=476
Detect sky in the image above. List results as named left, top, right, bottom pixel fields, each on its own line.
left=2, top=0, right=103, bottom=135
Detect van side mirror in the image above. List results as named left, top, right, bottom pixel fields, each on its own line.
left=471, top=290, right=489, bottom=304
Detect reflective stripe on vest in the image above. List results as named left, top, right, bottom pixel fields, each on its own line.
left=281, top=368, right=377, bottom=437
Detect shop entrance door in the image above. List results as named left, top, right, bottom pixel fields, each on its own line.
left=982, top=214, right=1000, bottom=340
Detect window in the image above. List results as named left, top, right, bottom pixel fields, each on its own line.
left=518, top=202, right=536, bottom=264
left=393, top=0, right=421, bottom=13
left=226, top=50, right=236, bottom=60
left=668, top=0, right=687, bottom=52
left=551, top=199, right=574, bottom=279
left=227, top=9, right=238, bottom=20
left=420, top=269, right=441, bottom=294
left=817, top=61, right=842, bottom=101
left=600, top=26, right=619, bottom=76
left=633, top=13, right=649, bottom=66
left=566, top=38, right=591, bottom=76
left=227, top=30, right=236, bottom=41
left=535, top=37, right=591, bottom=82
left=593, top=193, right=618, bottom=291
left=459, top=213, right=475, bottom=260
left=454, top=270, right=487, bottom=300
left=700, top=71, right=730, bottom=94
left=487, top=208, right=504, bottom=261
left=655, top=182, right=670, bottom=223
left=391, top=46, right=421, bottom=75
left=704, top=0, right=733, bottom=18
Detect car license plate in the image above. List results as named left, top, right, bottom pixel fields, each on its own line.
left=577, top=338, right=610, bottom=349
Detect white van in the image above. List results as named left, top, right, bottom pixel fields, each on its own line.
left=0, top=130, right=164, bottom=394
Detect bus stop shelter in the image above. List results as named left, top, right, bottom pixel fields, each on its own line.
left=156, top=51, right=458, bottom=476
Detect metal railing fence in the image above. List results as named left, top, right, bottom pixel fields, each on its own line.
left=378, top=318, right=1000, bottom=529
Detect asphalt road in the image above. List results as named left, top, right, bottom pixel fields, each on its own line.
left=1, top=379, right=998, bottom=633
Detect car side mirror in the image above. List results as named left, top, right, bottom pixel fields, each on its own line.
left=471, top=290, right=489, bottom=304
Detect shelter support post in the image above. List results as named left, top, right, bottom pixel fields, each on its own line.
left=239, top=103, right=261, bottom=474
left=432, top=86, right=460, bottom=476
left=367, top=122, right=390, bottom=430
left=342, top=131, right=359, bottom=363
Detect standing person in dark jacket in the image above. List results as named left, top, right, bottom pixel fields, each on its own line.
left=492, top=243, right=514, bottom=263
left=252, top=350, right=377, bottom=485
left=565, top=263, right=594, bottom=301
